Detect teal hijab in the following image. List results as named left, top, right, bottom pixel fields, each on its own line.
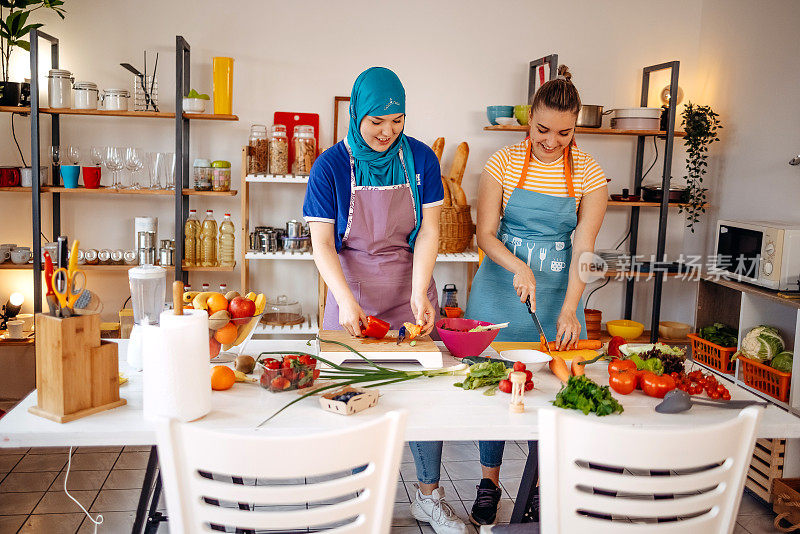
left=347, top=67, right=422, bottom=248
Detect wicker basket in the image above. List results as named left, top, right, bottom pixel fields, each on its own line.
left=439, top=204, right=475, bottom=253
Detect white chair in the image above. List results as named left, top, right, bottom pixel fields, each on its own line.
left=538, top=406, right=762, bottom=534
left=156, top=410, right=407, bottom=533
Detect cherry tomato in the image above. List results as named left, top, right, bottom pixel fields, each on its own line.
left=716, top=384, right=727, bottom=394
left=524, top=370, right=533, bottom=383
left=709, top=391, right=721, bottom=400
left=498, top=379, right=512, bottom=394
left=513, top=361, right=527, bottom=372
left=722, top=391, right=731, bottom=401
left=609, top=369, right=636, bottom=395
left=689, top=385, right=702, bottom=395
left=609, top=359, right=637, bottom=375
left=671, top=372, right=680, bottom=380
left=525, top=381, right=534, bottom=391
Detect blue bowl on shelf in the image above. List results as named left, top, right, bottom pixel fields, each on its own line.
left=60, top=165, right=80, bottom=188
left=486, top=105, right=514, bottom=126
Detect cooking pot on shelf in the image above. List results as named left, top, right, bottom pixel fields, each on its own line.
left=576, top=105, right=612, bottom=128
left=642, top=184, right=688, bottom=203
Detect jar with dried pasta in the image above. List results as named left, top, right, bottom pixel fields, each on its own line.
left=247, top=124, right=269, bottom=174
left=269, top=124, right=289, bottom=175
left=292, top=125, right=316, bottom=176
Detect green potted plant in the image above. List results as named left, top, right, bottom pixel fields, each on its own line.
left=679, top=102, right=721, bottom=233
left=0, top=0, right=66, bottom=106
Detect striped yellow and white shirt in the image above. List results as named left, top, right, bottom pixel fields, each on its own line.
left=484, top=139, right=607, bottom=211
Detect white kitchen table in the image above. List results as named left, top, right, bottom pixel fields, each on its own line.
left=2, top=339, right=799, bottom=531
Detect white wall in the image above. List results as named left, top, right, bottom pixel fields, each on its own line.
left=1, top=0, right=796, bottom=333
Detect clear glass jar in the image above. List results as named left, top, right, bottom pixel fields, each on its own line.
left=193, top=159, right=212, bottom=191
left=292, top=125, right=316, bottom=176
left=73, top=81, right=98, bottom=110
left=247, top=124, right=268, bottom=174
left=269, top=124, right=289, bottom=175
left=101, top=88, right=130, bottom=111
left=47, top=69, right=73, bottom=109
left=211, top=160, right=231, bottom=192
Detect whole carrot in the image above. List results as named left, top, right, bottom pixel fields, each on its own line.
left=546, top=339, right=602, bottom=351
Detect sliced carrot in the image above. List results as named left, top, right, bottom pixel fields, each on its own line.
left=549, top=357, right=570, bottom=384
left=546, top=339, right=602, bottom=351
left=549, top=349, right=599, bottom=360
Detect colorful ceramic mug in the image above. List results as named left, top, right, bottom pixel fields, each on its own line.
left=60, top=164, right=80, bottom=188
left=82, top=166, right=101, bottom=188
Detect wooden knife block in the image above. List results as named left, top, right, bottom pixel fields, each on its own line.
left=29, top=313, right=126, bottom=423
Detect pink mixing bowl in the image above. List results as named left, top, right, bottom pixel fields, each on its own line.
left=436, top=318, right=499, bottom=358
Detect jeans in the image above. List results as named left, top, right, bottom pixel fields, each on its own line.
left=408, top=441, right=507, bottom=484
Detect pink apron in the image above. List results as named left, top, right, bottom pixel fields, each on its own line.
left=322, top=143, right=438, bottom=330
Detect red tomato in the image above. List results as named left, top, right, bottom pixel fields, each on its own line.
left=709, top=391, right=721, bottom=400
left=635, top=369, right=652, bottom=390
left=609, top=369, right=636, bottom=395
left=641, top=373, right=676, bottom=399
left=608, top=336, right=626, bottom=358
left=498, top=379, right=512, bottom=394
left=524, top=370, right=533, bottom=383
left=525, top=381, right=534, bottom=391
left=722, top=391, right=731, bottom=401
left=609, top=359, right=637, bottom=374
left=716, top=384, right=727, bottom=394
left=513, top=361, right=527, bottom=372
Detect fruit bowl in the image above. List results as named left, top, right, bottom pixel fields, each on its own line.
left=257, top=354, right=319, bottom=392
left=436, top=318, right=500, bottom=358
left=210, top=311, right=265, bottom=363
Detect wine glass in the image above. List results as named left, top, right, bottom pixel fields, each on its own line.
left=90, top=146, right=105, bottom=167
left=145, top=152, right=163, bottom=189
left=125, top=147, right=144, bottom=190
left=104, top=147, right=124, bottom=189
left=49, top=145, right=61, bottom=166
left=162, top=152, right=176, bottom=189
left=66, top=145, right=81, bottom=165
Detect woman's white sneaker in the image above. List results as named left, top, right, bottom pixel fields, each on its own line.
left=410, top=485, right=467, bottom=534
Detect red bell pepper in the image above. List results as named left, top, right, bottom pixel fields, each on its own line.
left=403, top=322, right=422, bottom=340
left=361, top=316, right=390, bottom=339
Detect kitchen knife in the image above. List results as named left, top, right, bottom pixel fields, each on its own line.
left=525, top=296, right=551, bottom=356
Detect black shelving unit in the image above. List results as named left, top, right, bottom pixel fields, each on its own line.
left=25, top=31, right=235, bottom=311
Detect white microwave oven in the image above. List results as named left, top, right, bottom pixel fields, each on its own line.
left=712, top=220, right=800, bottom=290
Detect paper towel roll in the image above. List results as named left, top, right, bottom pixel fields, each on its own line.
left=142, top=309, right=211, bottom=421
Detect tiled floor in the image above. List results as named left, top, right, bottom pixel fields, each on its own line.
left=0, top=441, right=783, bottom=533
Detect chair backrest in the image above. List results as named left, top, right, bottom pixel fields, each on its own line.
left=156, top=410, right=407, bottom=534
left=538, top=406, right=762, bottom=534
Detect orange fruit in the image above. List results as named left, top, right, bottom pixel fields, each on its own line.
left=214, top=321, right=238, bottom=345
left=207, top=293, right=229, bottom=315
left=210, top=365, right=235, bottom=391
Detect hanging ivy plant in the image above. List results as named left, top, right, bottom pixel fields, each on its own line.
left=679, top=102, right=721, bottom=233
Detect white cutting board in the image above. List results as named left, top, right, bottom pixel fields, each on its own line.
left=317, top=330, right=442, bottom=368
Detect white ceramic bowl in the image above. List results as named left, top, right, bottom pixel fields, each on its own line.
left=495, top=117, right=518, bottom=126
left=499, top=349, right=552, bottom=371
left=10, top=247, right=31, bottom=264
left=183, top=97, right=206, bottom=113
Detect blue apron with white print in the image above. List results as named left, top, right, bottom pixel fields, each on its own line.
left=465, top=140, right=586, bottom=342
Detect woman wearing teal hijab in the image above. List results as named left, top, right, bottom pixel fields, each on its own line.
left=304, top=68, right=467, bottom=533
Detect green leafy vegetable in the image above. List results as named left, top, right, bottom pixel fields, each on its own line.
left=453, top=361, right=509, bottom=391
left=698, top=323, right=738, bottom=348
left=628, top=354, right=665, bottom=375
left=771, top=351, right=793, bottom=373
left=186, top=88, right=210, bottom=100
left=553, top=375, right=624, bottom=416
left=735, top=325, right=785, bottom=363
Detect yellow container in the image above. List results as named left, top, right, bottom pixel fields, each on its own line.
left=212, top=57, right=233, bottom=115
left=606, top=319, right=644, bottom=340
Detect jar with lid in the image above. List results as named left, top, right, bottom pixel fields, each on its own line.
left=264, top=295, right=303, bottom=326
left=269, top=124, right=289, bottom=175
left=73, top=81, right=99, bottom=110
left=247, top=124, right=269, bottom=174
left=192, top=159, right=212, bottom=191
left=47, top=69, right=73, bottom=109
left=211, top=160, right=231, bottom=192
left=292, top=125, right=316, bottom=176
left=101, top=88, right=130, bottom=111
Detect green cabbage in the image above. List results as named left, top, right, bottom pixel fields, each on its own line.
left=737, top=326, right=785, bottom=363
left=771, top=351, right=793, bottom=373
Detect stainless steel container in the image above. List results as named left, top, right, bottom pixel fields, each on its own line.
left=576, top=105, right=607, bottom=128
left=266, top=230, right=279, bottom=252
left=159, top=247, right=174, bottom=266
left=281, top=236, right=310, bottom=252
left=286, top=220, right=304, bottom=238
left=138, top=248, right=156, bottom=265
left=138, top=231, right=155, bottom=249
left=249, top=232, right=259, bottom=251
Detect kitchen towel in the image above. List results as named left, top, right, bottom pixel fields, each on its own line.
left=142, top=309, right=211, bottom=421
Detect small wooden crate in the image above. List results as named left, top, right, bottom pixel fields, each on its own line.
left=773, top=478, right=800, bottom=532
left=319, top=386, right=379, bottom=415
left=29, top=313, right=126, bottom=423
left=745, top=438, right=786, bottom=503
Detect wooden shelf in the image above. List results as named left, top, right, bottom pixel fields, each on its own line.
left=6, top=186, right=238, bottom=197
left=599, top=329, right=691, bottom=345
left=608, top=200, right=706, bottom=208
left=0, top=331, right=34, bottom=345
left=0, top=106, right=29, bottom=114
left=245, top=174, right=309, bottom=184
left=182, top=262, right=236, bottom=272
left=183, top=189, right=237, bottom=196
left=703, top=276, right=800, bottom=311
left=484, top=125, right=686, bottom=137
left=0, top=263, right=32, bottom=270
left=605, top=270, right=695, bottom=279
left=36, top=108, right=239, bottom=121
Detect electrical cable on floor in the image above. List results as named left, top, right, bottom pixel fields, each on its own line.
left=64, top=447, right=103, bottom=533
left=11, top=113, right=27, bottom=167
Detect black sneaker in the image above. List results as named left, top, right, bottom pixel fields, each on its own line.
left=469, top=478, right=502, bottom=526
left=522, top=487, right=539, bottom=523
